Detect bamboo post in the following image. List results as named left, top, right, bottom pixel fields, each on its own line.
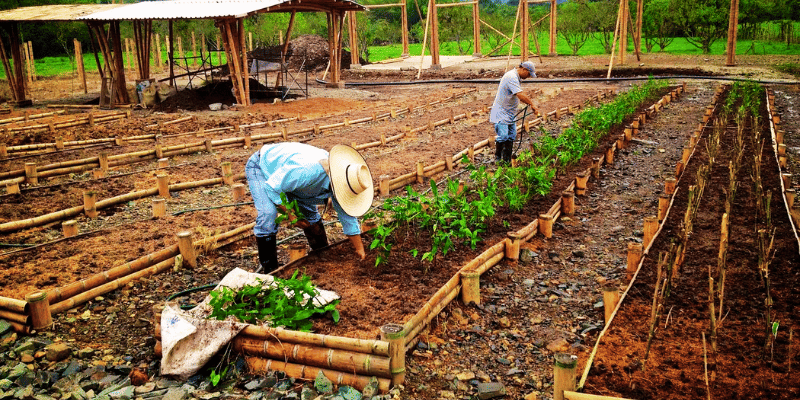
left=74, top=39, right=87, bottom=93
left=221, top=162, right=234, bottom=185
left=244, top=130, right=252, bottom=148
left=575, top=172, right=589, bottom=196
left=591, top=157, right=601, bottom=179
left=457, top=180, right=465, bottom=196
left=6, top=182, right=20, bottom=194
left=380, top=323, right=406, bottom=386
left=616, top=134, right=625, bottom=150
left=25, top=291, right=52, bottom=331
left=445, top=156, right=454, bottom=171
left=561, top=191, right=575, bottom=216
left=602, top=287, right=620, bottom=326
left=158, top=158, right=169, bottom=168
left=664, top=177, right=677, bottom=195
left=416, top=161, right=424, bottom=184
left=0, top=144, right=6, bottom=158
left=288, top=243, right=307, bottom=262
left=460, top=271, right=480, bottom=305
left=553, top=354, right=577, bottom=400
left=157, top=174, right=169, bottom=197
left=643, top=216, right=658, bottom=248
left=505, top=232, right=522, bottom=260
left=24, top=162, right=38, bottom=185
left=205, top=138, right=213, bottom=153
left=155, top=143, right=164, bottom=159
left=626, top=242, right=643, bottom=280
left=675, top=160, right=684, bottom=178
left=99, top=152, right=109, bottom=172
left=605, top=146, right=615, bottom=164
left=624, top=127, right=632, bottom=143
left=153, top=197, right=166, bottom=218
left=92, top=169, right=105, bottom=179
left=780, top=156, right=788, bottom=169
left=776, top=130, right=784, bottom=144
left=176, top=230, right=197, bottom=268
left=658, top=194, right=670, bottom=221
left=538, top=214, right=554, bottom=239
left=778, top=144, right=787, bottom=157
left=62, top=220, right=78, bottom=237
left=681, top=145, right=691, bottom=165
left=379, top=175, right=390, bottom=197
left=468, top=146, right=475, bottom=161
left=781, top=173, right=792, bottom=189
left=115, top=135, right=125, bottom=146
left=55, top=137, right=64, bottom=150
left=785, top=189, right=795, bottom=209
left=232, top=183, right=246, bottom=202
left=83, top=191, right=98, bottom=218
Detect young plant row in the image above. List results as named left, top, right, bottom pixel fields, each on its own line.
left=368, top=79, right=671, bottom=269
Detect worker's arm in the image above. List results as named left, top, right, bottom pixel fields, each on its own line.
left=516, top=92, right=541, bottom=115
left=348, top=234, right=366, bottom=260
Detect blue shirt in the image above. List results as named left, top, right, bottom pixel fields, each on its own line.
left=489, top=69, right=523, bottom=124
left=257, top=142, right=360, bottom=236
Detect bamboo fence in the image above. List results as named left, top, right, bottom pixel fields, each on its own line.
left=766, top=89, right=800, bottom=254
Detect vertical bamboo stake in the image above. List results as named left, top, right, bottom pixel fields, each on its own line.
left=605, top=146, right=615, bottom=164
left=153, top=197, right=166, bottom=218
left=158, top=158, right=169, bottom=168
left=0, top=144, right=6, bottom=158
left=624, top=127, right=632, bottom=142
left=99, top=152, right=109, bottom=172
left=288, top=243, right=307, bottom=262
left=675, top=160, right=684, bottom=178
left=177, top=230, right=197, bottom=268
left=786, top=189, right=796, bottom=209
left=379, top=175, right=390, bottom=197
left=416, top=161, right=425, bottom=184
left=83, top=191, right=98, bottom=218
left=591, top=157, right=601, bottom=179
left=658, top=194, right=670, bottom=221
left=26, top=291, right=52, bottom=331
left=24, top=162, right=38, bottom=185
left=6, top=183, right=20, bottom=194
left=205, top=138, right=213, bottom=153
left=664, top=177, right=677, bottom=194
left=445, top=156, right=454, bottom=171
left=74, top=39, right=87, bottom=93
left=92, top=169, right=105, bottom=179
left=62, top=220, right=78, bottom=237
left=506, top=232, right=522, bottom=260
left=157, top=174, right=169, bottom=197
left=626, top=242, right=643, bottom=280
left=216, top=34, right=222, bottom=65
left=55, top=137, right=64, bottom=150
left=643, top=216, right=658, bottom=248
left=460, top=271, right=481, bottom=305
left=681, top=145, right=691, bottom=165
left=538, top=214, right=554, bottom=238
left=603, top=287, right=621, bottom=326
left=561, top=191, right=575, bottom=216
left=221, top=162, right=233, bottom=185
left=575, top=172, right=589, bottom=196
left=553, top=354, right=577, bottom=400
left=381, top=324, right=406, bottom=386
left=232, top=183, right=246, bottom=202
left=467, top=146, right=475, bottom=161
left=781, top=173, right=792, bottom=188
left=192, top=31, right=197, bottom=66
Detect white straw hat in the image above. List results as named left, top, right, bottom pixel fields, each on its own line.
left=327, top=144, right=373, bottom=217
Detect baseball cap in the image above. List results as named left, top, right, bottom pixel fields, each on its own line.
left=519, top=61, right=536, bottom=78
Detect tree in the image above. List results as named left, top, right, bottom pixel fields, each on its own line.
left=591, top=0, right=619, bottom=53
left=558, top=0, right=593, bottom=55
left=670, top=0, right=728, bottom=53
left=642, top=0, right=678, bottom=52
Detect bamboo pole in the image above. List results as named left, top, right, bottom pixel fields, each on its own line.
left=152, top=198, right=166, bottom=218
left=0, top=296, right=28, bottom=314
left=602, top=287, right=620, bottom=326
left=242, top=326, right=389, bottom=356
left=606, top=0, right=623, bottom=78
left=244, top=356, right=391, bottom=393
left=460, top=271, right=480, bottom=305
left=62, top=220, right=78, bottom=237
left=381, top=323, right=406, bottom=386
left=626, top=242, right=643, bottom=281
left=643, top=216, right=658, bottom=248
left=83, top=191, right=98, bottom=218
left=664, top=177, right=677, bottom=194
left=26, top=291, right=52, bottom=330
left=561, top=191, right=575, bottom=216
left=564, top=391, right=634, bottom=400
left=176, top=230, right=197, bottom=268
left=157, top=174, right=169, bottom=197
left=554, top=353, right=578, bottom=400
left=575, top=172, right=589, bottom=196
left=0, top=309, right=29, bottom=325
left=538, top=214, right=554, bottom=238
left=234, top=336, right=391, bottom=378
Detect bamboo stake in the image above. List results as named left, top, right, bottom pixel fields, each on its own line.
left=62, top=220, right=78, bottom=237
left=606, top=0, right=624, bottom=79
left=157, top=174, right=169, bottom=197
left=26, top=291, right=52, bottom=330
left=460, top=271, right=480, bottom=305
left=575, top=172, right=589, bottom=196
left=554, top=354, right=578, bottom=400
left=0, top=296, right=28, bottom=314
left=83, top=191, right=98, bottom=218
left=416, top=0, right=432, bottom=80
left=152, top=198, right=166, bottom=218
left=242, top=325, right=389, bottom=356
left=602, top=287, right=620, bottom=326
left=244, top=356, right=391, bottom=393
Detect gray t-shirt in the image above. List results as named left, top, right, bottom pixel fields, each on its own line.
left=489, top=69, right=522, bottom=124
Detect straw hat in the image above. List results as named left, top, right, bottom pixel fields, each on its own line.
left=327, top=144, right=373, bottom=217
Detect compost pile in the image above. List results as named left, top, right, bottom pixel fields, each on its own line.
left=248, top=34, right=362, bottom=72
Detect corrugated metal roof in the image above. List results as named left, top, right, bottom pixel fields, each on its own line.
left=0, top=4, right=125, bottom=22
left=80, top=0, right=364, bottom=21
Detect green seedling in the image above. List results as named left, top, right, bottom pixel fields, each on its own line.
left=275, top=192, right=305, bottom=225
left=207, top=270, right=339, bottom=332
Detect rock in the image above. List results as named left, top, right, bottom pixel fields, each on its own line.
left=572, top=250, right=585, bottom=258
left=522, top=279, right=536, bottom=287
left=524, top=392, right=540, bottom=400
left=438, top=391, right=455, bottom=399
left=134, top=382, right=156, bottom=394
left=45, top=343, right=72, bottom=362
left=496, top=357, right=511, bottom=365
left=498, top=317, right=511, bottom=328
left=300, top=386, right=317, bottom=400
left=162, top=387, right=188, bottom=400
left=361, top=377, right=379, bottom=398
left=337, top=386, right=362, bottom=400
left=34, top=395, right=55, bottom=400
left=546, top=338, right=570, bottom=353
left=455, top=371, right=475, bottom=381
left=13, top=341, right=35, bottom=355
left=109, top=386, right=135, bottom=400
left=0, top=380, right=10, bottom=391
left=314, top=370, right=332, bottom=395
left=6, top=364, right=28, bottom=381
left=477, top=382, right=506, bottom=399
left=244, top=378, right=270, bottom=391
left=128, top=369, right=148, bottom=386
left=0, top=320, right=11, bottom=336
left=476, top=371, right=491, bottom=383
left=520, top=249, right=537, bottom=263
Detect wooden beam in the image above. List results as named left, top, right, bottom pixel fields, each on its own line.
left=0, top=36, right=19, bottom=101
left=726, top=0, right=740, bottom=66
left=430, top=0, right=441, bottom=69
left=168, top=20, right=175, bottom=87
left=110, top=21, right=130, bottom=104
left=521, top=0, right=529, bottom=61
left=238, top=17, right=250, bottom=106
left=549, top=0, right=557, bottom=56
left=348, top=10, right=359, bottom=67
left=10, top=23, right=27, bottom=102
left=472, top=1, right=481, bottom=57
left=363, top=3, right=404, bottom=8
left=436, top=1, right=476, bottom=7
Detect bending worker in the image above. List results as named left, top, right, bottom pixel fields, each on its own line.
left=245, top=142, right=374, bottom=273
left=490, top=61, right=541, bottom=163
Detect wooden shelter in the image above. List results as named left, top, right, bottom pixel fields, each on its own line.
left=0, top=0, right=364, bottom=107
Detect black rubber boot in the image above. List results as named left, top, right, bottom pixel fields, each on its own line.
left=494, top=141, right=503, bottom=163
left=303, top=220, right=329, bottom=251
left=502, top=140, right=514, bottom=164
left=255, top=235, right=278, bottom=274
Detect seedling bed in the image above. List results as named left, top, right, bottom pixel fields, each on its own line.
left=581, top=85, right=800, bottom=399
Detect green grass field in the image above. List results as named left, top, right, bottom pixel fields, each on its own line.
left=4, top=33, right=798, bottom=80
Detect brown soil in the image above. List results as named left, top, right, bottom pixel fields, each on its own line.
left=1, top=53, right=798, bottom=399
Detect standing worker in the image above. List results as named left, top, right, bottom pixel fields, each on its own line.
left=245, top=142, right=374, bottom=273
left=490, top=61, right=541, bottom=164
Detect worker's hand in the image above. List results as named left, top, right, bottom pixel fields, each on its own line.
left=348, top=234, right=366, bottom=260
left=291, top=219, right=312, bottom=230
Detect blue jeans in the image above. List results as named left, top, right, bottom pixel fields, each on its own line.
left=245, top=152, right=322, bottom=238
left=494, top=122, right=516, bottom=143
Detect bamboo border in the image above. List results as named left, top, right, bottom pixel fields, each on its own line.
left=766, top=89, right=800, bottom=254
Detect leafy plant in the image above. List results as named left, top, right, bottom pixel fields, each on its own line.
left=275, top=192, right=305, bottom=225
left=207, top=270, right=339, bottom=332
